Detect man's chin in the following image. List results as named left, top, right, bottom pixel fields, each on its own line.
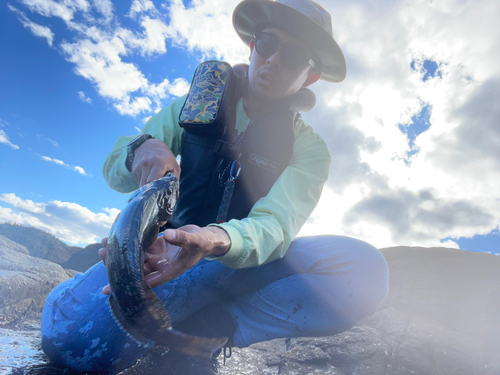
left=253, top=86, right=283, bottom=103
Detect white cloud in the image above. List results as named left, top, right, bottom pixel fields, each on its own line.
left=37, top=134, right=59, bottom=146
left=78, top=91, right=93, bottom=104
left=47, top=138, right=59, bottom=146
left=58, top=18, right=192, bottom=116
left=0, top=130, right=20, bottom=150
left=12, top=0, right=500, bottom=250
left=57, top=19, right=189, bottom=116
left=73, top=166, right=89, bottom=176
left=61, top=38, right=146, bottom=99
left=167, top=78, right=190, bottom=97
left=113, top=96, right=152, bottom=117
left=15, top=0, right=193, bottom=117
left=0, top=193, right=119, bottom=245
left=40, top=155, right=92, bottom=176
left=341, top=188, right=499, bottom=248
left=296, top=0, right=500, bottom=249
left=121, top=16, right=170, bottom=56
left=8, top=5, right=55, bottom=47
left=17, top=0, right=90, bottom=23
left=128, top=0, right=156, bottom=19
left=91, top=0, right=114, bottom=19
left=161, top=0, right=247, bottom=63
left=41, top=155, right=65, bottom=166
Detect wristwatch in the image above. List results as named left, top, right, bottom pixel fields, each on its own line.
left=126, top=134, right=154, bottom=171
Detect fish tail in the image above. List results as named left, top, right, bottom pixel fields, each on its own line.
left=108, top=294, right=152, bottom=345
left=160, top=328, right=228, bottom=358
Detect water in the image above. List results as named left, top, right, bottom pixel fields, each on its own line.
left=0, top=320, right=48, bottom=374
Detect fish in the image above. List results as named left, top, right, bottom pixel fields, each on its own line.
left=105, top=173, right=228, bottom=358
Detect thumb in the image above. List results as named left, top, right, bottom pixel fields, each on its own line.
left=163, top=229, right=184, bottom=245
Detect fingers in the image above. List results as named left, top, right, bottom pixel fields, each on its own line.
left=136, top=159, right=177, bottom=187
left=102, top=284, right=111, bottom=295
left=99, top=237, right=108, bottom=264
left=139, top=169, right=151, bottom=187
left=146, top=163, right=168, bottom=186
left=133, top=155, right=165, bottom=187
left=131, top=139, right=180, bottom=187
left=98, top=247, right=107, bottom=263
left=162, top=229, right=190, bottom=248
left=144, top=271, right=178, bottom=289
left=143, top=248, right=187, bottom=287
left=101, top=227, right=204, bottom=293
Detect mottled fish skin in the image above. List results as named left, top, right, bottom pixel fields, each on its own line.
left=105, top=174, right=227, bottom=358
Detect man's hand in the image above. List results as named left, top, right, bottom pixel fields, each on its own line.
left=98, top=225, right=231, bottom=295
left=130, top=139, right=181, bottom=187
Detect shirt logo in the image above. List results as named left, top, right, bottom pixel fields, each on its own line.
left=249, top=153, right=279, bottom=173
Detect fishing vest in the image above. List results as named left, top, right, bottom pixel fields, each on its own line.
left=167, top=62, right=316, bottom=229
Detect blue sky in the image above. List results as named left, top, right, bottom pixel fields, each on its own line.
left=0, top=0, right=499, bottom=255
left=0, top=1, right=191, bottom=214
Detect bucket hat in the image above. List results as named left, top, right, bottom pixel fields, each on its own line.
left=233, top=0, right=346, bottom=82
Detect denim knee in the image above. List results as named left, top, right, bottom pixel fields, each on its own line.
left=293, top=235, right=389, bottom=327
left=41, top=263, right=146, bottom=372
left=341, top=237, right=390, bottom=318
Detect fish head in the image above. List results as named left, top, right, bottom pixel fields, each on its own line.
left=157, top=173, right=179, bottom=223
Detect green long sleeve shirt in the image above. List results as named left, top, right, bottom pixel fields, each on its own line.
left=103, top=95, right=331, bottom=269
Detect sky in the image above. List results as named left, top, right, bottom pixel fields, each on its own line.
left=0, top=0, right=499, bottom=255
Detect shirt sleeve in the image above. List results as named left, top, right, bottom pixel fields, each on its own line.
left=102, top=95, right=187, bottom=193
left=208, top=119, right=331, bottom=268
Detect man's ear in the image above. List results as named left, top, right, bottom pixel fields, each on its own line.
left=303, top=70, right=321, bottom=87
left=249, top=40, right=255, bottom=61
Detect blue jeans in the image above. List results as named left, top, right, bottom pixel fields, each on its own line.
left=41, top=235, right=389, bottom=372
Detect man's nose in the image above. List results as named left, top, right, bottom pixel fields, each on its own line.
left=266, top=47, right=283, bottom=68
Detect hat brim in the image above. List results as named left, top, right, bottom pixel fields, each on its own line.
left=233, top=0, right=346, bottom=83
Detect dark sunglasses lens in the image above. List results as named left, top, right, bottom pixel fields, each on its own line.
left=255, top=33, right=280, bottom=57
left=255, top=33, right=309, bottom=70
left=280, top=46, right=308, bottom=69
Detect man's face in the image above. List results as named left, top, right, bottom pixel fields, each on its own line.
left=247, top=28, right=317, bottom=102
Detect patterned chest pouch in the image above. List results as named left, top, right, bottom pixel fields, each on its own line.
left=179, top=60, right=243, bottom=224
left=178, top=61, right=235, bottom=136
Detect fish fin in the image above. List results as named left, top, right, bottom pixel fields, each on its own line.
left=159, top=328, right=228, bottom=358
left=108, top=295, right=152, bottom=346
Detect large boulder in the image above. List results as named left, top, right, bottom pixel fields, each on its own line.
left=0, top=234, right=29, bottom=255
left=0, top=238, right=76, bottom=325
left=358, top=246, right=500, bottom=375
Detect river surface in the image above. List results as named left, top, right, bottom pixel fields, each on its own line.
left=0, top=320, right=48, bottom=374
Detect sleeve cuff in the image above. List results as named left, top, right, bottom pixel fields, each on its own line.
left=117, top=148, right=138, bottom=191
left=206, top=223, right=247, bottom=266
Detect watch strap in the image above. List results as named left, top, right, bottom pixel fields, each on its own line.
left=126, top=134, right=154, bottom=171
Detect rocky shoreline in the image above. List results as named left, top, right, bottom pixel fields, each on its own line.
left=1, top=233, right=499, bottom=374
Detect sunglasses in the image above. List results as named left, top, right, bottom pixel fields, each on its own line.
left=253, top=31, right=317, bottom=71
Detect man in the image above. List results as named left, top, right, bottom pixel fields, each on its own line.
left=40, top=0, right=389, bottom=374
